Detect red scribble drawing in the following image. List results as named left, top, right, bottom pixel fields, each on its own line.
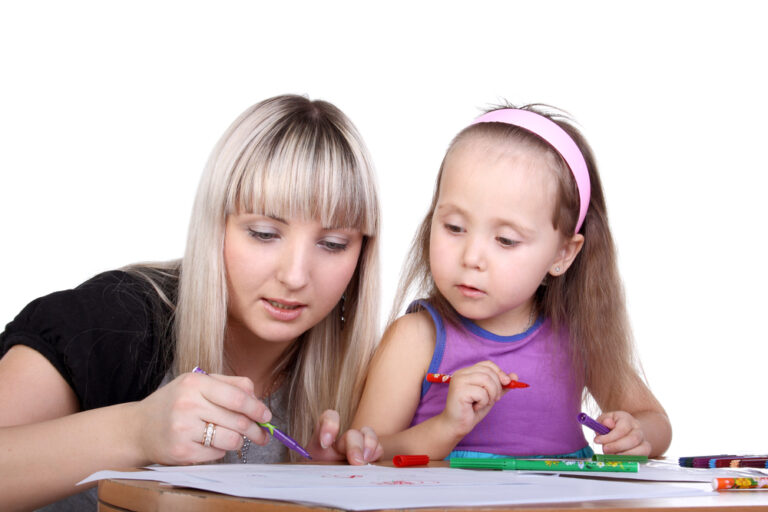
left=379, top=480, right=418, bottom=486
left=322, top=474, right=364, bottom=479
left=377, top=480, right=438, bottom=486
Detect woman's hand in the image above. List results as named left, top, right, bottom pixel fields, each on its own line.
left=133, top=371, right=273, bottom=465
left=306, top=409, right=383, bottom=465
left=437, top=361, right=516, bottom=438
left=594, top=410, right=651, bottom=455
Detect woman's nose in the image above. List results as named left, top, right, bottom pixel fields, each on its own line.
left=276, top=241, right=310, bottom=290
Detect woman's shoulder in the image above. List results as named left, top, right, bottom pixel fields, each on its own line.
left=0, top=268, right=176, bottom=409
left=8, top=269, right=170, bottom=327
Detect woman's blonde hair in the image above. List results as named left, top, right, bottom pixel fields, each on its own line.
left=392, top=103, right=639, bottom=410
left=130, top=95, right=380, bottom=452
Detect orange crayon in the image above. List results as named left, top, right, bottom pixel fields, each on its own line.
left=713, top=477, right=768, bottom=490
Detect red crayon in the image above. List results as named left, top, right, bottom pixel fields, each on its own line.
left=426, top=373, right=529, bottom=389
left=393, top=455, right=430, bottom=467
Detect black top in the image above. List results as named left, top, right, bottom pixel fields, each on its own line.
left=0, top=270, right=175, bottom=410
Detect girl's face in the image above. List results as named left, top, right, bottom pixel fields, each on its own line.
left=224, top=213, right=363, bottom=348
left=429, top=137, right=577, bottom=335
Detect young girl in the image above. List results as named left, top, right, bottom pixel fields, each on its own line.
left=0, top=94, right=383, bottom=510
left=352, top=104, right=671, bottom=461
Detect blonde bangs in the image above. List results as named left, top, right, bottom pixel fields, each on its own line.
left=226, top=121, right=378, bottom=236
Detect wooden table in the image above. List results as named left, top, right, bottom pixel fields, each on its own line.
left=97, top=463, right=768, bottom=512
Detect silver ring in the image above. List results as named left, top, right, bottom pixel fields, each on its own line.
left=203, top=422, right=216, bottom=447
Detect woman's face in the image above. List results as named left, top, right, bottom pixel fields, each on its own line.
left=224, top=212, right=363, bottom=348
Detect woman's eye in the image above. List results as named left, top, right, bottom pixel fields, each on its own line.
left=497, top=236, right=519, bottom=247
left=320, top=240, right=348, bottom=252
left=444, top=223, right=463, bottom=234
left=248, top=229, right=278, bottom=241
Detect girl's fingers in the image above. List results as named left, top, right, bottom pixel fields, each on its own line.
left=454, top=367, right=505, bottom=402
left=474, top=361, right=513, bottom=385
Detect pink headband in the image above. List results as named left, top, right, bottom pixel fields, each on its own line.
left=470, top=109, right=591, bottom=234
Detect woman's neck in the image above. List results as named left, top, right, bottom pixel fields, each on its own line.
left=223, top=321, right=296, bottom=397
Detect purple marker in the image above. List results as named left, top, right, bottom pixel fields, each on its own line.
left=577, top=412, right=611, bottom=435
left=192, top=366, right=312, bottom=459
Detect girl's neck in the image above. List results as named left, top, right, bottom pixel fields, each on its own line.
left=472, top=301, right=537, bottom=336
left=223, top=321, right=296, bottom=397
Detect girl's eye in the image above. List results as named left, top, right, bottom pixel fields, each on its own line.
left=319, top=240, right=348, bottom=252
left=497, top=236, right=519, bottom=247
left=248, top=229, right=279, bottom=241
left=444, top=223, right=463, bottom=234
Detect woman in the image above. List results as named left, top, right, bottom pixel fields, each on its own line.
left=0, top=94, right=384, bottom=510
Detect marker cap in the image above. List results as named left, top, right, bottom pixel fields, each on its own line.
left=393, top=455, right=430, bottom=467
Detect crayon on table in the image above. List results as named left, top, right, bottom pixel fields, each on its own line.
left=679, top=454, right=735, bottom=467
left=191, top=366, right=312, bottom=459
left=450, top=458, right=638, bottom=472
left=426, top=373, right=530, bottom=389
left=577, top=412, right=611, bottom=435
left=713, top=477, right=768, bottom=490
left=393, top=455, right=430, bottom=467
left=711, top=456, right=768, bottom=468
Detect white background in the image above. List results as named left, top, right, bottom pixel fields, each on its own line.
left=1, top=1, right=766, bottom=458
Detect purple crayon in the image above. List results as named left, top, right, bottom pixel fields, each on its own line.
left=577, top=412, right=611, bottom=435
left=192, top=366, right=312, bottom=459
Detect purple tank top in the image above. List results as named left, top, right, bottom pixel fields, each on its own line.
left=410, top=301, right=588, bottom=456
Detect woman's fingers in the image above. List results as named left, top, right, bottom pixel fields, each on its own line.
left=334, top=425, right=382, bottom=465
left=359, top=426, right=384, bottom=462
left=316, top=409, right=340, bottom=450
left=196, top=373, right=272, bottom=424
left=190, top=372, right=273, bottom=444
left=198, top=421, right=249, bottom=452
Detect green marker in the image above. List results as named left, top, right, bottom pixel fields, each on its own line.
left=592, top=454, right=648, bottom=463
left=449, top=458, right=638, bottom=472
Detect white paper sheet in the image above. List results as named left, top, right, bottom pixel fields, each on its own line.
left=81, top=464, right=713, bottom=510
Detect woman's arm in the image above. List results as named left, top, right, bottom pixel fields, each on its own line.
left=0, top=346, right=148, bottom=510
left=0, top=345, right=273, bottom=511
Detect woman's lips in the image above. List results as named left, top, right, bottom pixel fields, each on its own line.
left=262, top=298, right=306, bottom=321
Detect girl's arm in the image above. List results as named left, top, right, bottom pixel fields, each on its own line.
left=0, top=345, right=272, bottom=511
left=351, top=312, right=511, bottom=460
left=590, top=371, right=672, bottom=457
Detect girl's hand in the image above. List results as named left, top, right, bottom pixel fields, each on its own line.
left=594, top=410, right=651, bottom=455
left=438, top=361, right=517, bottom=438
left=306, top=409, right=383, bottom=465
left=134, top=371, right=273, bottom=465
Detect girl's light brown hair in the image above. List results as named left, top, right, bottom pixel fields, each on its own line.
left=392, top=104, right=639, bottom=408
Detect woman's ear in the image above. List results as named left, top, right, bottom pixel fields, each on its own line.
left=548, top=233, right=584, bottom=276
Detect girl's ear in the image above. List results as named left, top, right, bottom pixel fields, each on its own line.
left=549, top=233, right=584, bottom=276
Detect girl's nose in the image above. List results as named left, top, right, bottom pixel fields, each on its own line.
left=461, top=236, right=486, bottom=271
